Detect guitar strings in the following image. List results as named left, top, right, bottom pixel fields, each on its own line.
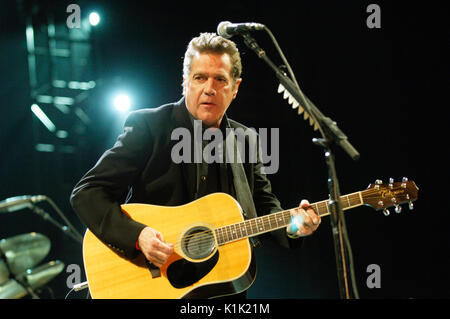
left=170, top=212, right=292, bottom=253
left=170, top=203, right=347, bottom=252
left=179, top=192, right=389, bottom=251
left=171, top=190, right=399, bottom=251
left=167, top=189, right=409, bottom=253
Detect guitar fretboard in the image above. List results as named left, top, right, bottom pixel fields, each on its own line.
left=214, top=191, right=364, bottom=245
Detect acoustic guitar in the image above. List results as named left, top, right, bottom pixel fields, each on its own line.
left=82, top=178, right=418, bottom=298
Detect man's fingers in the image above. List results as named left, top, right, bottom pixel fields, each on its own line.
left=148, top=251, right=169, bottom=266
left=138, top=227, right=175, bottom=268
left=156, top=231, right=165, bottom=243
left=304, top=209, right=320, bottom=226
left=154, top=239, right=174, bottom=254
left=145, top=243, right=174, bottom=267
left=298, top=200, right=320, bottom=225
left=300, top=199, right=310, bottom=208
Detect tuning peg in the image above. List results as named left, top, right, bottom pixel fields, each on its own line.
left=383, top=208, right=390, bottom=216
left=395, top=204, right=402, bottom=213
left=375, top=179, right=382, bottom=189
left=405, top=194, right=414, bottom=210
left=277, top=83, right=285, bottom=93
left=401, top=177, right=408, bottom=188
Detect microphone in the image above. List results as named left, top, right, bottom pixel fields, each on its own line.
left=0, top=195, right=47, bottom=213
left=217, top=21, right=265, bottom=39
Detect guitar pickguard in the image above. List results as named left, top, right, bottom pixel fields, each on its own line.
left=166, top=251, right=219, bottom=289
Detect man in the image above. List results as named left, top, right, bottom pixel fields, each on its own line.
left=70, top=32, right=320, bottom=298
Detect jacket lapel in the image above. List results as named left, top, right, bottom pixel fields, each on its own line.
left=171, top=98, right=198, bottom=201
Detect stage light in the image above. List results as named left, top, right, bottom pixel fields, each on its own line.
left=89, top=12, right=100, bottom=26
left=31, top=104, right=56, bottom=132
left=113, top=94, right=131, bottom=112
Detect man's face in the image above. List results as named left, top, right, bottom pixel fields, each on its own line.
left=183, top=52, right=242, bottom=128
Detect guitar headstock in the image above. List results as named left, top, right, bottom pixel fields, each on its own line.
left=362, top=178, right=419, bottom=216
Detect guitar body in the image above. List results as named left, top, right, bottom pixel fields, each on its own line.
left=82, top=193, right=255, bottom=299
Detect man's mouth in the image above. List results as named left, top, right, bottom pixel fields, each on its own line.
left=200, top=102, right=216, bottom=107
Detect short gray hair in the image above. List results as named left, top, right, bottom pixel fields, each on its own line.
left=183, top=32, right=242, bottom=82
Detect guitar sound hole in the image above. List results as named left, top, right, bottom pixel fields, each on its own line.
left=181, top=226, right=215, bottom=260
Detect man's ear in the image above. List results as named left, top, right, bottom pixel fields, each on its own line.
left=232, top=78, right=242, bottom=99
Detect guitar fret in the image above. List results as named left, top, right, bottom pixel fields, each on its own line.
left=313, top=203, right=319, bottom=215
left=250, top=219, right=257, bottom=235
left=216, top=228, right=222, bottom=245
left=269, top=214, right=276, bottom=229
left=215, top=228, right=223, bottom=245
left=315, top=201, right=327, bottom=216
left=257, top=218, right=264, bottom=232
left=225, top=225, right=231, bottom=242
left=236, top=222, right=242, bottom=239
left=221, top=227, right=226, bottom=244
left=349, top=194, right=357, bottom=207
left=277, top=212, right=284, bottom=226
left=230, top=224, right=236, bottom=240
left=283, top=211, right=291, bottom=224
left=246, top=221, right=251, bottom=235
left=345, top=195, right=351, bottom=208
left=344, top=193, right=362, bottom=209
left=262, top=216, right=267, bottom=231
left=241, top=222, right=248, bottom=237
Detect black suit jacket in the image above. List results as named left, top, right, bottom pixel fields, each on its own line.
left=70, top=98, right=297, bottom=259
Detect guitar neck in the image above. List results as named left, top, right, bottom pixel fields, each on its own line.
left=215, top=191, right=364, bottom=246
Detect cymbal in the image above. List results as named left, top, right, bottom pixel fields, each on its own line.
left=0, top=233, right=50, bottom=275
left=0, top=260, right=9, bottom=285
left=16, top=260, right=65, bottom=289
left=0, top=279, right=27, bottom=299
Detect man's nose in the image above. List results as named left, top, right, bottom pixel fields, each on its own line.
left=203, top=78, right=216, bottom=96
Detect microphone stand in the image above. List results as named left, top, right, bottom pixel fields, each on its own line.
left=30, top=199, right=83, bottom=244
left=240, top=32, right=360, bottom=299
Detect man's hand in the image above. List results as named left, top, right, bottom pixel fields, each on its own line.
left=286, top=199, right=321, bottom=238
left=137, top=227, right=174, bottom=268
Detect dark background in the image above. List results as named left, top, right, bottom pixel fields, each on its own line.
left=0, top=0, right=448, bottom=300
